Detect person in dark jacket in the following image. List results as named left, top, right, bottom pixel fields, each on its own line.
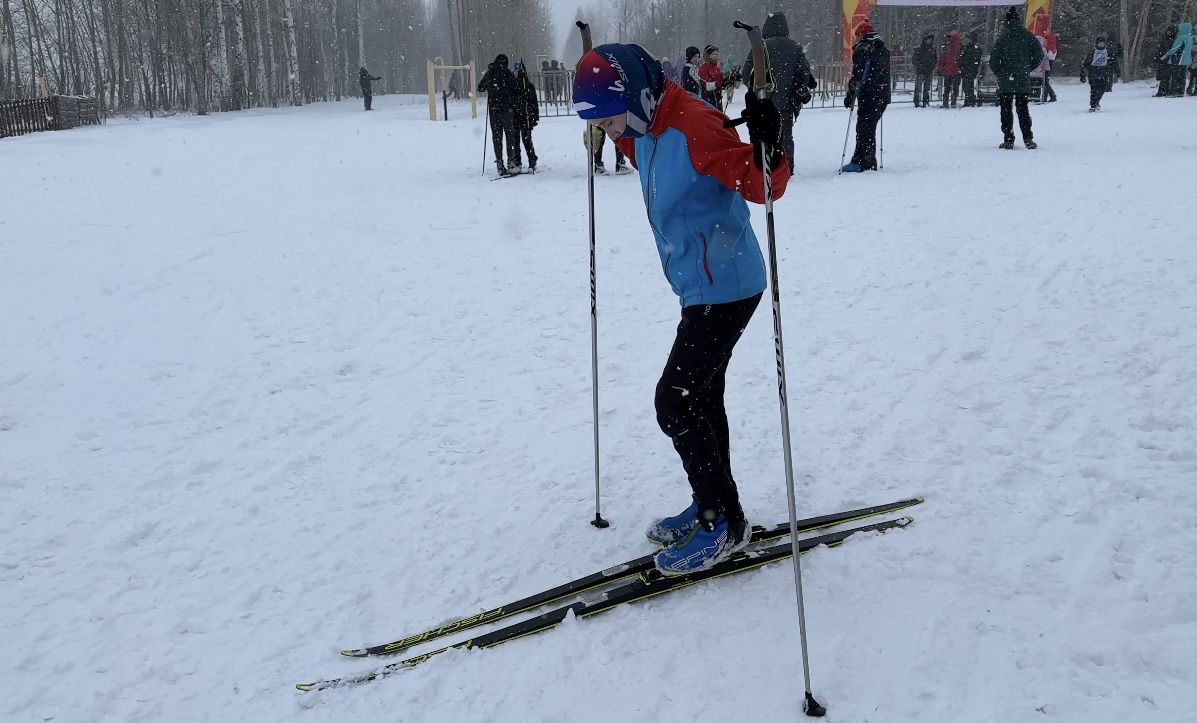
left=938, top=30, right=963, bottom=108
left=1080, top=36, right=1119, bottom=111
left=512, top=63, right=539, bottom=170
left=911, top=34, right=937, bottom=107
left=359, top=67, right=381, bottom=110
left=742, top=12, right=817, bottom=173
left=478, top=54, right=521, bottom=175
left=988, top=8, right=1043, bottom=149
left=842, top=20, right=890, bottom=173
left=1154, top=27, right=1176, bottom=96
left=960, top=31, right=983, bottom=107
left=682, top=46, right=704, bottom=96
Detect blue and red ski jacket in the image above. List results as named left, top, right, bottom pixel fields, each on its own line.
left=616, top=83, right=790, bottom=308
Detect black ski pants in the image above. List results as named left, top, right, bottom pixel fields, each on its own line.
left=998, top=93, right=1033, bottom=142
left=852, top=102, right=885, bottom=171
left=490, top=108, right=519, bottom=166
left=363, top=91, right=373, bottom=110
left=914, top=72, right=932, bottom=106
left=654, top=293, right=762, bottom=526
left=941, top=76, right=960, bottom=106
left=780, top=111, right=795, bottom=174
left=1089, top=76, right=1111, bottom=108
left=962, top=76, right=978, bottom=106
left=513, top=124, right=536, bottom=166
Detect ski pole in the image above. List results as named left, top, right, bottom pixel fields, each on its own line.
left=482, top=101, right=489, bottom=176
left=838, top=101, right=855, bottom=175
left=577, top=20, right=609, bottom=530
left=732, top=18, right=825, bottom=718
left=879, top=116, right=884, bottom=170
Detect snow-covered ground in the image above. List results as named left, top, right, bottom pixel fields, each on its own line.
left=2, top=81, right=1195, bottom=723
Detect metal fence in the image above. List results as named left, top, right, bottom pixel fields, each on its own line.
left=1, top=96, right=101, bottom=139
left=531, top=70, right=576, bottom=118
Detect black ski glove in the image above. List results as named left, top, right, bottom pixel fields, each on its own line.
left=844, top=92, right=856, bottom=109
left=742, top=92, right=782, bottom=170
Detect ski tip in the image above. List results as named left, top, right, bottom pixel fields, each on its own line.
left=296, top=681, right=321, bottom=692
left=340, top=648, right=368, bottom=658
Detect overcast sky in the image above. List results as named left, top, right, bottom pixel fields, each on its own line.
left=548, top=0, right=581, bottom=56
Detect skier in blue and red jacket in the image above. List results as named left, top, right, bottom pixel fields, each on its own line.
left=573, top=43, right=789, bottom=577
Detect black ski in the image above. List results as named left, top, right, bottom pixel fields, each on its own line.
left=339, top=496, right=922, bottom=658
left=298, top=515, right=914, bottom=691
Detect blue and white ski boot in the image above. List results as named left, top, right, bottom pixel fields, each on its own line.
left=645, top=500, right=699, bottom=545
left=654, top=511, right=751, bottom=577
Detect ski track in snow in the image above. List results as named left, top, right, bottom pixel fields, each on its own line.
left=1, top=84, right=1195, bottom=722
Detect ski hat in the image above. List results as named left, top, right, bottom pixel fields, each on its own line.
left=493, top=54, right=509, bottom=68
left=686, top=46, right=702, bottom=62
left=1004, top=7, right=1021, bottom=25
left=704, top=44, right=719, bottom=57
left=573, top=43, right=665, bottom=139
left=855, top=19, right=873, bottom=37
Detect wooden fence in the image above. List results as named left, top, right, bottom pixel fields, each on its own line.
left=0, top=96, right=101, bottom=139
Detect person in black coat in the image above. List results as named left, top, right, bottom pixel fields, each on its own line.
left=478, top=54, right=521, bottom=175
left=359, top=67, right=381, bottom=110
left=842, top=20, right=890, bottom=173
left=1080, top=36, right=1119, bottom=111
left=911, top=34, right=937, bottom=107
left=960, top=32, right=983, bottom=107
left=742, top=12, right=816, bottom=173
left=512, top=63, right=539, bottom=170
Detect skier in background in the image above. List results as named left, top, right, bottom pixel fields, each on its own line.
left=512, top=62, right=539, bottom=171
left=912, top=33, right=937, bottom=107
left=359, top=67, right=381, bottom=110
left=478, top=54, right=520, bottom=176
left=572, top=42, right=789, bottom=576
left=742, top=11, right=817, bottom=173
left=842, top=19, right=890, bottom=173
left=989, top=7, right=1042, bottom=150
left=1081, top=36, right=1119, bottom=111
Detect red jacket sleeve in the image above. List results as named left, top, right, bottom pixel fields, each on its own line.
left=679, top=102, right=789, bottom=204
left=615, top=137, right=637, bottom=169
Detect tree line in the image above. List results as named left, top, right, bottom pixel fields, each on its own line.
left=0, top=0, right=553, bottom=114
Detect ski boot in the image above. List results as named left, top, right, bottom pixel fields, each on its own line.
left=999, top=138, right=1015, bottom=150
left=646, top=500, right=699, bottom=545
left=593, top=161, right=608, bottom=175
left=1024, top=138, right=1038, bottom=150
left=654, top=508, right=751, bottom=577
left=496, top=161, right=512, bottom=177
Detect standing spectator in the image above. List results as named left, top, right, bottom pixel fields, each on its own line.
left=1160, top=22, right=1193, bottom=97
left=912, top=34, right=937, bottom=107
left=743, top=12, right=817, bottom=173
left=842, top=20, right=890, bottom=173
left=540, top=60, right=554, bottom=103
left=661, top=57, right=680, bottom=86
left=359, top=67, right=381, bottom=110
left=1190, top=48, right=1197, bottom=95
left=699, top=45, right=725, bottom=110
left=1040, top=31, right=1059, bottom=101
left=1081, top=35, right=1119, bottom=111
left=961, top=31, right=983, bottom=107
left=989, top=7, right=1043, bottom=150
left=1155, top=27, right=1177, bottom=96
left=682, top=46, right=704, bottom=96
left=478, top=54, right=520, bottom=175
left=938, top=30, right=963, bottom=108
left=512, top=63, right=540, bottom=171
